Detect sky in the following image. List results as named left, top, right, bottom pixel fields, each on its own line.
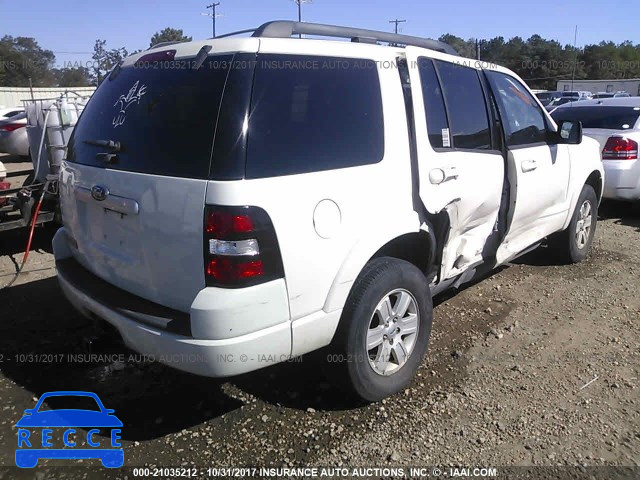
left=1, top=0, right=639, bottom=67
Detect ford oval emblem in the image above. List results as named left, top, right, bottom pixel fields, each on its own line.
left=91, top=185, right=109, bottom=202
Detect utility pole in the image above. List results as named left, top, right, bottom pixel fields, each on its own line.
left=389, top=19, right=406, bottom=35
left=292, top=0, right=313, bottom=38
left=205, top=3, right=221, bottom=38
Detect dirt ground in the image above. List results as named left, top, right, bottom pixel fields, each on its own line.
left=0, top=152, right=638, bottom=478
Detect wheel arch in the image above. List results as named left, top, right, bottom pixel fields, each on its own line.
left=562, top=169, right=604, bottom=231
left=322, top=221, right=437, bottom=314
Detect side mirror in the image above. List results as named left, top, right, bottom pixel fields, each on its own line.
left=557, top=120, right=582, bottom=145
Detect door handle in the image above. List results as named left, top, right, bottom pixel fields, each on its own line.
left=429, top=166, right=459, bottom=185
left=521, top=160, right=538, bottom=173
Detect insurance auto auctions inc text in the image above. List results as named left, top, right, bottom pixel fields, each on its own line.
left=201, top=467, right=498, bottom=478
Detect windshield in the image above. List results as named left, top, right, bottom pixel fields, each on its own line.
left=39, top=395, right=102, bottom=412
left=552, top=106, right=640, bottom=130
left=66, top=54, right=233, bottom=179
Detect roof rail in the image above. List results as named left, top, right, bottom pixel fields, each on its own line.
left=148, top=40, right=187, bottom=50
left=251, top=21, right=458, bottom=56
left=214, top=28, right=257, bottom=39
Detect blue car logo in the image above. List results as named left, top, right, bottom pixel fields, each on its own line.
left=15, top=391, right=123, bottom=468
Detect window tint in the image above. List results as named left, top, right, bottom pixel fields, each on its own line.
left=434, top=61, right=491, bottom=150
left=417, top=58, right=449, bottom=149
left=67, top=55, right=233, bottom=179
left=245, top=55, right=384, bottom=179
left=552, top=106, right=640, bottom=130
left=486, top=71, right=547, bottom=146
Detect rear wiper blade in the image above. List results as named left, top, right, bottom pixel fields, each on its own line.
left=83, top=139, right=121, bottom=151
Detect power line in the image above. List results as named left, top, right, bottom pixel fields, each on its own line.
left=203, top=3, right=221, bottom=38
left=389, top=19, right=406, bottom=35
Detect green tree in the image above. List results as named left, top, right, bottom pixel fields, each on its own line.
left=91, top=39, right=128, bottom=85
left=149, top=28, right=192, bottom=48
left=0, top=35, right=56, bottom=87
left=438, top=34, right=476, bottom=59
left=52, top=66, right=91, bottom=87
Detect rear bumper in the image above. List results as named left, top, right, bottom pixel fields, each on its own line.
left=603, top=160, right=640, bottom=201
left=53, top=228, right=292, bottom=377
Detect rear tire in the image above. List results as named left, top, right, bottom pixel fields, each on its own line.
left=550, top=185, right=598, bottom=263
left=325, top=257, right=433, bottom=402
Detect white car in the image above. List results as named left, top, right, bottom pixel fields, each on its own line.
left=0, top=107, right=29, bottom=157
left=552, top=98, right=640, bottom=203
left=53, top=21, right=604, bottom=401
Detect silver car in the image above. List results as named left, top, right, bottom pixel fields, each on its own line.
left=552, top=97, right=640, bottom=202
left=0, top=108, right=29, bottom=157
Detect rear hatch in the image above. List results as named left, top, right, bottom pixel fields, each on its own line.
left=60, top=41, right=257, bottom=312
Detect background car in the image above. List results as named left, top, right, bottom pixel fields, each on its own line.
left=593, top=91, right=631, bottom=99
left=0, top=107, right=25, bottom=119
left=0, top=109, right=29, bottom=157
left=535, top=90, right=563, bottom=107
left=552, top=97, right=640, bottom=202
left=545, top=96, right=585, bottom=112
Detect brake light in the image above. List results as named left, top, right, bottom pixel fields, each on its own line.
left=203, top=206, right=284, bottom=288
left=135, top=49, right=176, bottom=65
left=602, top=137, right=638, bottom=160
left=0, top=123, right=25, bottom=132
left=207, top=258, right=264, bottom=281
left=205, top=211, right=254, bottom=235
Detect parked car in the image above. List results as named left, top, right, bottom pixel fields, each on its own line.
left=535, top=91, right=563, bottom=107
left=562, top=91, right=592, bottom=100
left=0, top=109, right=29, bottom=157
left=53, top=21, right=604, bottom=401
left=545, top=96, right=584, bottom=112
left=552, top=97, right=640, bottom=202
left=593, top=91, right=631, bottom=99
left=0, top=107, right=25, bottom=119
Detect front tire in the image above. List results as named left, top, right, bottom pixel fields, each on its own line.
left=551, top=185, right=598, bottom=263
left=326, top=257, right=433, bottom=402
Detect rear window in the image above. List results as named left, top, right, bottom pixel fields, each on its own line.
left=245, top=54, right=384, bottom=179
left=66, top=54, right=233, bottom=179
left=552, top=106, right=640, bottom=130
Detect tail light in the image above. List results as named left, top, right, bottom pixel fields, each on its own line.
left=602, top=137, right=638, bottom=160
left=203, top=205, right=284, bottom=288
left=0, top=123, right=25, bottom=132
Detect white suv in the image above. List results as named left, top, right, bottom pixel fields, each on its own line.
left=53, top=21, right=604, bottom=401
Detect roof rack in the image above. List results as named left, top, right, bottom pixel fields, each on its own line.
left=212, top=20, right=458, bottom=56
left=148, top=40, right=188, bottom=50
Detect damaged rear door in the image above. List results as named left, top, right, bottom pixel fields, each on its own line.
left=405, top=50, right=505, bottom=281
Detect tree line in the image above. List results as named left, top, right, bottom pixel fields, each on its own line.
left=0, top=28, right=191, bottom=88
left=1, top=28, right=639, bottom=91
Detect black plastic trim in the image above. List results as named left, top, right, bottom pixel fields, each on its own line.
left=56, top=258, right=191, bottom=337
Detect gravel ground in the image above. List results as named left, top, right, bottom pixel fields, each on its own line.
left=0, top=153, right=638, bottom=478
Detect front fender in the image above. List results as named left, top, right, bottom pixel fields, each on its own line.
left=561, top=137, right=604, bottom=231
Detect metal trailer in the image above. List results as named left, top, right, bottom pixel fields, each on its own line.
left=0, top=92, right=90, bottom=233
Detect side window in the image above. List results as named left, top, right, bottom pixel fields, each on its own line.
left=245, top=55, right=384, bottom=179
left=417, top=58, right=450, bottom=149
left=485, top=71, right=547, bottom=147
left=434, top=60, right=492, bottom=150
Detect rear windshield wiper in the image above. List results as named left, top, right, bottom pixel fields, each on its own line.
left=83, top=139, right=121, bottom=152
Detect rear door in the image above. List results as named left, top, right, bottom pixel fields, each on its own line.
left=484, top=70, right=571, bottom=263
left=406, top=50, right=505, bottom=281
left=60, top=44, right=254, bottom=312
